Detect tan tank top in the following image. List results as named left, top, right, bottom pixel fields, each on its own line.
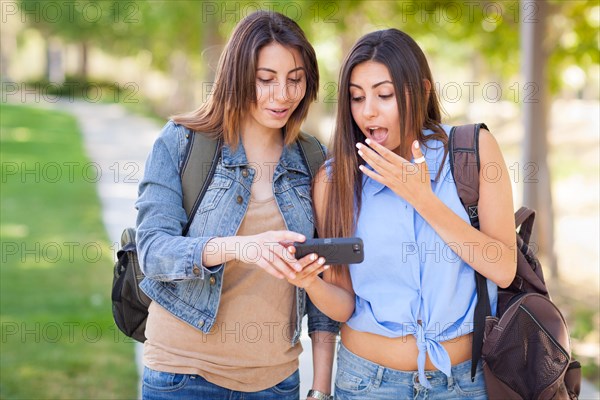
left=143, top=196, right=301, bottom=391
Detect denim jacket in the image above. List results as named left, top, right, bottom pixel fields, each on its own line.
left=136, top=121, right=338, bottom=344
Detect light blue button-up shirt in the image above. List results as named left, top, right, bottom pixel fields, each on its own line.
left=346, top=125, right=497, bottom=387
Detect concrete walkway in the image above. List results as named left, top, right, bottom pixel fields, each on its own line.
left=18, top=99, right=598, bottom=399
left=50, top=100, right=160, bottom=397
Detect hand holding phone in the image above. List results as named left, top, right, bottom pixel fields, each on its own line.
left=293, top=237, right=364, bottom=265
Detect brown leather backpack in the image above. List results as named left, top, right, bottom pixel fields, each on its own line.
left=449, top=124, right=581, bottom=400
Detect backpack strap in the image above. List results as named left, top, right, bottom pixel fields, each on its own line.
left=179, top=130, right=323, bottom=237
left=515, top=206, right=535, bottom=245
left=448, top=124, right=485, bottom=228
left=297, top=131, right=326, bottom=179
left=448, top=123, right=491, bottom=382
left=297, top=132, right=326, bottom=239
left=180, top=131, right=222, bottom=236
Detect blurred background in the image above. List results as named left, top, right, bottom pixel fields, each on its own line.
left=1, top=0, right=598, bottom=398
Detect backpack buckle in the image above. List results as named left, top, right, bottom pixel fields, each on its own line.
left=468, top=205, right=479, bottom=219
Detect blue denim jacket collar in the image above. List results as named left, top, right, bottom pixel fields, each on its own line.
left=221, top=140, right=248, bottom=167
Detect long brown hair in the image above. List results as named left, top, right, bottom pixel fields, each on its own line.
left=321, top=29, right=447, bottom=251
left=172, top=11, right=318, bottom=146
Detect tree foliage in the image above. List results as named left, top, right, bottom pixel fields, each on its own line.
left=17, top=0, right=599, bottom=94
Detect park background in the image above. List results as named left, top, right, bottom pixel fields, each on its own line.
left=1, top=0, right=599, bottom=398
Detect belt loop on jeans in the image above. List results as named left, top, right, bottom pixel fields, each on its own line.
left=372, top=366, right=384, bottom=389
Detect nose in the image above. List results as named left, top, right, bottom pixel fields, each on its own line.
left=362, top=96, right=377, bottom=119
left=269, top=79, right=289, bottom=104
left=275, top=81, right=287, bottom=103
left=284, top=81, right=303, bottom=104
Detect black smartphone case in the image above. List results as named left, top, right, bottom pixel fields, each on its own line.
left=293, top=237, right=364, bottom=264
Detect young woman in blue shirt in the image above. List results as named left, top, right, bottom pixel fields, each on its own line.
left=304, top=29, right=517, bottom=399
left=136, top=11, right=337, bottom=400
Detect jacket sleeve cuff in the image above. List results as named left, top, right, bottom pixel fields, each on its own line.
left=191, top=236, right=224, bottom=279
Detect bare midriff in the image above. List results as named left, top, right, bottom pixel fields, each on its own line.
left=340, top=323, right=473, bottom=371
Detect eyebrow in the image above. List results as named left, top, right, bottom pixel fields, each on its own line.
left=349, top=80, right=394, bottom=89
left=257, top=67, right=306, bottom=74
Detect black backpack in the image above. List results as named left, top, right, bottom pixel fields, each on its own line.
left=111, top=131, right=326, bottom=343
left=449, top=124, right=581, bottom=399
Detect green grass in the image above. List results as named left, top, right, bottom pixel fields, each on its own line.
left=0, top=103, right=138, bottom=399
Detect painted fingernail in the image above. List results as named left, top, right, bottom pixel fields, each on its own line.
left=318, top=257, right=325, bottom=265
left=365, top=138, right=371, bottom=145
left=311, top=254, right=317, bottom=261
left=295, top=263, right=302, bottom=271
left=355, top=143, right=362, bottom=149
left=324, top=265, right=330, bottom=270
left=414, top=141, right=420, bottom=149
left=289, top=273, right=296, bottom=279
left=357, top=150, right=363, bottom=156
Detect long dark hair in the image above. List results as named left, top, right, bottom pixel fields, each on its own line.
left=321, top=29, right=447, bottom=255
left=173, top=11, right=319, bottom=146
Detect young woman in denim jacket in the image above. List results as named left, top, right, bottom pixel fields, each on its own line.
left=136, top=11, right=337, bottom=400
left=304, top=29, right=517, bottom=399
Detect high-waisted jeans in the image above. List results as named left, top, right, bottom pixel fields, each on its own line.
left=335, top=342, right=488, bottom=400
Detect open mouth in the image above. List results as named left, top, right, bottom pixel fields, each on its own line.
left=367, top=127, right=389, bottom=143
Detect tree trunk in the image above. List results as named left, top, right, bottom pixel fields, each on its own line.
left=520, top=0, right=557, bottom=276
left=79, top=41, right=88, bottom=81
left=197, top=14, right=222, bottom=106
left=46, top=38, right=64, bottom=83
left=167, top=51, right=193, bottom=115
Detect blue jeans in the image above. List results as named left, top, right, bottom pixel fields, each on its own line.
left=335, top=343, right=488, bottom=400
left=142, top=367, right=299, bottom=399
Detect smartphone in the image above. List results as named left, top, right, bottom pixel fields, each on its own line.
left=293, top=237, right=364, bottom=265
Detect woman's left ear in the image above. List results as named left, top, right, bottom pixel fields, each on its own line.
left=423, top=79, right=432, bottom=102
left=423, top=79, right=432, bottom=92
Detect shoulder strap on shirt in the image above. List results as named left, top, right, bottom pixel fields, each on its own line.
left=448, top=123, right=491, bottom=382
left=180, top=131, right=222, bottom=236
